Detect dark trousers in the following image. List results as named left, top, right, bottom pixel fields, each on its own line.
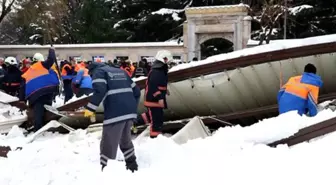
left=32, top=94, right=53, bottom=131
left=100, top=120, right=138, bottom=171
left=138, top=107, right=164, bottom=138
left=63, top=80, right=73, bottom=103
left=3, top=85, right=20, bottom=96
left=76, top=88, right=93, bottom=97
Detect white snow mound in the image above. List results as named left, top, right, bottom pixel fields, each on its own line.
left=0, top=105, right=336, bottom=184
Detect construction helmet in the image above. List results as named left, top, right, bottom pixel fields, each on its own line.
left=4, top=56, right=18, bottom=66
left=155, top=50, right=173, bottom=63
left=33, top=53, right=45, bottom=62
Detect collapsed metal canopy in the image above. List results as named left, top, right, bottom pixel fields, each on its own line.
left=43, top=41, right=336, bottom=125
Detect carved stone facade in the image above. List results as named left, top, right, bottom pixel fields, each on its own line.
left=183, top=4, right=252, bottom=60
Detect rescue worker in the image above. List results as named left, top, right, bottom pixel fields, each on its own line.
left=21, top=58, right=31, bottom=73
left=83, top=62, right=140, bottom=172
left=19, top=48, right=59, bottom=131
left=61, top=60, right=74, bottom=103
left=120, top=60, right=135, bottom=77
left=2, top=57, right=22, bottom=96
left=72, top=61, right=93, bottom=97
left=137, top=50, right=172, bottom=138
left=278, top=63, right=323, bottom=117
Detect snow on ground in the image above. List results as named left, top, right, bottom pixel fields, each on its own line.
left=0, top=103, right=27, bottom=134
left=1, top=108, right=336, bottom=184
left=170, top=34, right=336, bottom=72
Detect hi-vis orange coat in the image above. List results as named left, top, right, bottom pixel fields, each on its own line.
left=277, top=72, right=323, bottom=116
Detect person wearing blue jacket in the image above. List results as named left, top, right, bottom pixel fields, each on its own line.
left=83, top=62, right=140, bottom=172
left=72, top=62, right=93, bottom=97
left=278, top=63, right=323, bottom=117
left=19, top=48, right=60, bottom=131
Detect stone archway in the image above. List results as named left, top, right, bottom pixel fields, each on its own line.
left=200, top=37, right=233, bottom=59
left=183, top=4, right=252, bottom=61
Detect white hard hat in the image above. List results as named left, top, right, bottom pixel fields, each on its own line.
left=155, top=50, right=173, bottom=63
left=4, top=56, right=18, bottom=65
left=33, top=53, right=45, bottom=62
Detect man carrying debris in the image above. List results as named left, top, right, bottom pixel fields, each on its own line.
left=137, top=50, right=172, bottom=138
left=278, top=63, right=323, bottom=117
left=83, top=61, right=140, bottom=172
left=19, top=48, right=60, bottom=131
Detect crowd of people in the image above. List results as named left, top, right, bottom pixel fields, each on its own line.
left=0, top=47, right=173, bottom=173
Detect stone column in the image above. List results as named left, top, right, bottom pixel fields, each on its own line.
left=236, top=16, right=244, bottom=50
left=233, top=22, right=238, bottom=50
left=187, top=19, right=197, bottom=61
left=243, top=16, right=252, bottom=48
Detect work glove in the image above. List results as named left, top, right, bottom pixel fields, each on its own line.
left=84, top=109, right=96, bottom=122
left=131, top=125, right=138, bottom=134
left=84, top=109, right=95, bottom=117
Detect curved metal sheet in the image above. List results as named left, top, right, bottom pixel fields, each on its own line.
left=94, top=52, right=336, bottom=121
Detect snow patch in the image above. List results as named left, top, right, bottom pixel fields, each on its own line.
left=0, top=91, right=18, bottom=103
left=152, top=8, right=183, bottom=21
left=52, top=94, right=92, bottom=108
left=289, top=5, right=313, bottom=15
left=1, top=105, right=336, bottom=183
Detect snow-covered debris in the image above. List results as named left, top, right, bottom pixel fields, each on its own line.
left=5, top=125, right=25, bottom=139
left=0, top=102, right=27, bottom=134
left=0, top=103, right=26, bottom=122
left=52, top=94, right=92, bottom=108
left=289, top=5, right=313, bottom=15
left=0, top=91, right=18, bottom=103
left=1, top=105, right=336, bottom=183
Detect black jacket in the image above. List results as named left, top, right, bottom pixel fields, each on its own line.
left=144, top=60, right=168, bottom=109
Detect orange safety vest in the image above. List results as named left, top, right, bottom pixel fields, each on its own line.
left=61, top=64, right=73, bottom=80
left=22, top=62, right=59, bottom=98
left=120, top=66, right=133, bottom=77
left=282, top=75, right=319, bottom=104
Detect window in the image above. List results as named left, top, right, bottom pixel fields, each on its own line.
left=173, top=56, right=182, bottom=63
left=92, top=55, right=105, bottom=63
left=69, top=56, right=81, bottom=62
left=116, top=56, right=129, bottom=61
left=141, top=56, right=155, bottom=63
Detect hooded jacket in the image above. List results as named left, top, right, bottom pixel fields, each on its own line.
left=85, top=62, right=141, bottom=125
left=278, top=72, right=323, bottom=117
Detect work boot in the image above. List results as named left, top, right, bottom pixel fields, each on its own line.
left=125, top=155, right=138, bottom=173
left=126, top=161, right=138, bottom=172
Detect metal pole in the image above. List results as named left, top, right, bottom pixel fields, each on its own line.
left=284, top=0, right=287, bottom=39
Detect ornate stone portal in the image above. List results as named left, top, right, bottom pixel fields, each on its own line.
left=183, top=4, right=252, bottom=60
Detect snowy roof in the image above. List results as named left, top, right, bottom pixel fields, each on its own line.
left=185, top=3, right=249, bottom=13
left=0, top=41, right=183, bottom=49
left=167, top=34, right=336, bottom=72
